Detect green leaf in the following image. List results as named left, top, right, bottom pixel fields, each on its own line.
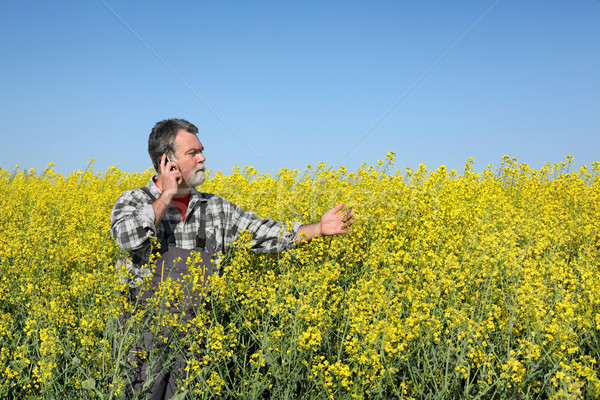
left=81, top=378, right=96, bottom=390
left=170, top=391, right=188, bottom=400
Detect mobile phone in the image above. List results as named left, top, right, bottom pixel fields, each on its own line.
left=157, top=154, right=176, bottom=172
left=166, top=155, right=177, bottom=171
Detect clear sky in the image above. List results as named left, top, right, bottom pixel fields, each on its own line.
left=1, top=1, right=599, bottom=176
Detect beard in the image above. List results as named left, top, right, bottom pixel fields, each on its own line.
left=184, top=164, right=206, bottom=187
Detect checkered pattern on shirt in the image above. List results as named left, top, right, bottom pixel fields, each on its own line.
left=110, top=178, right=302, bottom=284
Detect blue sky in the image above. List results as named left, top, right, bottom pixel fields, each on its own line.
left=1, top=1, right=599, bottom=176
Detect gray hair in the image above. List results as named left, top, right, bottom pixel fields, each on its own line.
left=148, top=118, right=199, bottom=171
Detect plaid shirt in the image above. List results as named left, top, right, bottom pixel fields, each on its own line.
left=111, top=178, right=302, bottom=284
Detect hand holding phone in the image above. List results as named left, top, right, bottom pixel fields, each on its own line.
left=166, top=155, right=177, bottom=171
left=156, top=154, right=182, bottom=195
left=157, top=154, right=177, bottom=173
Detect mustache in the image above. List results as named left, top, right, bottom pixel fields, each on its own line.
left=194, top=163, right=206, bottom=172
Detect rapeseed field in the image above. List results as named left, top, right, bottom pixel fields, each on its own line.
left=1, top=153, right=599, bottom=399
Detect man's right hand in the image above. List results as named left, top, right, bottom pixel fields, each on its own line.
left=156, top=154, right=182, bottom=198
left=152, top=154, right=182, bottom=226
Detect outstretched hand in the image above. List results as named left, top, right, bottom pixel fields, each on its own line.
left=320, top=203, right=354, bottom=236
left=295, top=203, right=355, bottom=245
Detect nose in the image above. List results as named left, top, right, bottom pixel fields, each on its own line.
left=197, top=152, right=206, bottom=163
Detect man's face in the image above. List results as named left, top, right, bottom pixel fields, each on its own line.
left=173, top=130, right=206, bottom=188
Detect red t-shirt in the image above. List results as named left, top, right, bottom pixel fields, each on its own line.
left=171, top=194, right=190, bottom=221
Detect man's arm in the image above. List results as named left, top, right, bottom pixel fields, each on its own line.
left=213, top=198, right=302, bottom=254
left=295, top=203, right=354, bottom=245
left=150, top=192, right=174, bottom=227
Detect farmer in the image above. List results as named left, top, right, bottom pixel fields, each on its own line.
left=110, top=118, right=353, bottom=399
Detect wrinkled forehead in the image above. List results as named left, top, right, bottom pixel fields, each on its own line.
left=174, top=130, right=203, bottom=152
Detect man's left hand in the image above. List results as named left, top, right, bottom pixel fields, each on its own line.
left=295, top=203, right=354, bottom=245
left=320, top=203, right=354, bottom=236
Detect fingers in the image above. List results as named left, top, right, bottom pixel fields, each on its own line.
left=342, top=216, right=354, bottom=231
left=342, top=206, right=355, bottom=231
left=332, top=205, right=354, bottom=223
left=337, top=205, right=355, bottom=233
left=343, top=206, right=354, bottom=220
left=158, top=154, right=166, bottom=173
left=160, top=154, right=180, bottom=174
left=319, top=204, right=356, bottom=236
left=330, top=203, right=344, bottom=213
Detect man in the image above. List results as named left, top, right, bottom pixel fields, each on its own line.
left=110, top=118, right=354, bottom=399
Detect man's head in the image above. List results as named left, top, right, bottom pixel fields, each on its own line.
left=148, top=118, right=199, bottom=171
left=149, top=118, right=207, bottom=188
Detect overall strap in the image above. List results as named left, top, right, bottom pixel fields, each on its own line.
left=139, top=186, right=155, bottom=201
left=197, top=201, right=207, bottom=249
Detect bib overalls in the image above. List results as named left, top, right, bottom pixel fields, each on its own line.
left=126, top=187, right=216, bottom=399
